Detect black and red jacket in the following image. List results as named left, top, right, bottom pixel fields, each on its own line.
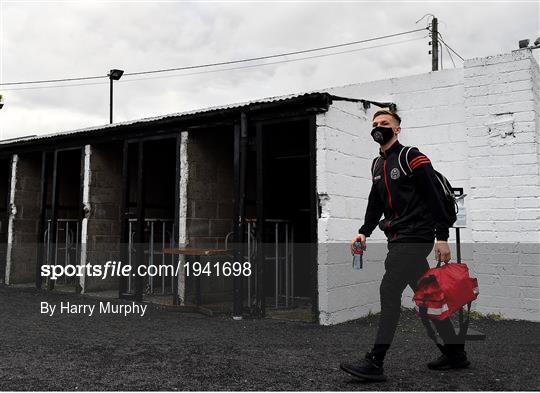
left=358, top=140, right=450, bottom=242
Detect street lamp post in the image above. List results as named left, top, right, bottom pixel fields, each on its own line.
left=108, top=69, right=124, bottom=124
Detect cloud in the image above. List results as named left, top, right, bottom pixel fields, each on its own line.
left=1, top=2, right=538, bottom=137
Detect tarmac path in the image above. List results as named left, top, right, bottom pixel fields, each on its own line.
left=0, top=285, right=538, bottom=391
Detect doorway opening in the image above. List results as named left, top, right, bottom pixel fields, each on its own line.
left=120, top=137, right=177, bottom=304
left=43, top=149, right=83, bottom=292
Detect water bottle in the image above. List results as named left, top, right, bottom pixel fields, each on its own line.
left=352, top=241, right=365, bottom=270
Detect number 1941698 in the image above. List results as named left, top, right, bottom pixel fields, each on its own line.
left=184, top=261, right=252, bottom=277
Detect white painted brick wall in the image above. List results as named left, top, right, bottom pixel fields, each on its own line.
left=316, top=101, right=386, bottom=325
left=327, top=68, right=471, bottom=247
left=316, top=69, right=471, bottom=325
left=464, top=48, right=540, bottom=321
left=316, top=49, right=540, bottom=325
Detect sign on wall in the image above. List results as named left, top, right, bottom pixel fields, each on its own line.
left=452, top=188, right=467, bottom=228
left=454, top=195, right=467, bottom=228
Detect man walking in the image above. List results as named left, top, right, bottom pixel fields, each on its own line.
left=339, top=110, right=469, bottom=382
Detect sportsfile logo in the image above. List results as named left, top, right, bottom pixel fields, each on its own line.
left=40, top=261, right=252, bottom=280
left=41, top=261, right=139, bottom=281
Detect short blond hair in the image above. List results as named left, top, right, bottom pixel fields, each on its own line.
left=372, top=110, right=401, bottom=125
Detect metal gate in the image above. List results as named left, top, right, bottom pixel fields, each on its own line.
left=227, top=219, right=295, bottom=310
left=43, top=219, right=81, bottom=285
left=127, top=218, right=177, bottom=295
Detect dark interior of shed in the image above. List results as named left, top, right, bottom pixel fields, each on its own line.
left=44, top=149, right=82, bottom=288
left=48, top=149, right=81, bottom=220
left=246, top=118, right=314, bottom=318
left=183, top=118, right=315, bottom=320
left=125, top=138, right=177, bottom=297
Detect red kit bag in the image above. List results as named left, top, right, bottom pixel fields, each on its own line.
left=413, top=263, right=479, bottom=320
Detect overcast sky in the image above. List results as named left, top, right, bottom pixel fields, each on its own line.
left=0, top=1, right=538, bottom=140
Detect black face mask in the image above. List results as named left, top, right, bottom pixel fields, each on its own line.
left=371, top=126, right=394, bottom=145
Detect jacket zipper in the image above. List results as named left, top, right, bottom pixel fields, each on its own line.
left=383, top=160, right=395, bottom=214
left=383, top=159, right=399, bottom=239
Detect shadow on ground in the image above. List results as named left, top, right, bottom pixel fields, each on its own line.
left=0, top=285, right=538, bottom=391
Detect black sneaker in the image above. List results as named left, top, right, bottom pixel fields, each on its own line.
left=428, top=352, right=470, bottom=370
left=340, top=352, right=387, bottom=382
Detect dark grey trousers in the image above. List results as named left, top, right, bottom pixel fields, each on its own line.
left=370, top=241, right=462, bottom=362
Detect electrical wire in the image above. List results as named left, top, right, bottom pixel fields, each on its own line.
left=438, top=32, right=458, bottom=67
left=2, top=35, right=428, bottom=92
left=123, top=28, right=428, bottom=77
left=443, top=40, right=457, bottom=68
left=437, top=33, right=464, bottom=61
left=0, top=74, right=106, bottom=86
left=0, top=27, right=428, bottom=87
left=425, top=22, right=464, bottom=63
left=440, top=43, right=443, bottom=70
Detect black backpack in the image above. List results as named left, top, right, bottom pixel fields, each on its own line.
left=433, top=170, right=458, bottom=226
left=397, top=146, right=459, bottom=227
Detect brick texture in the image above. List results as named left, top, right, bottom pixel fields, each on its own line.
left=8, top=153, right=41, bottom=284
left=85, top=144, right=122, bottom=292
left=464, top=49, right=540, bottom=321
left=184, top=129, right=234, bottom=303
left=317, top=50, right=540, bottom=324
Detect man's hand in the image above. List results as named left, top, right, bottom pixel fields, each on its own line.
left=435, top=240, right=451, bottom=264
left=350, top=234, right=366, bottom=255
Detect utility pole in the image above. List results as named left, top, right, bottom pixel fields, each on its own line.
left=431, top=17, right=439, bottom=71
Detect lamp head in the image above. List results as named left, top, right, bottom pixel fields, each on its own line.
left=108, top=69, right=124, bottom=80
left=519, top=39, right=530, bottom=49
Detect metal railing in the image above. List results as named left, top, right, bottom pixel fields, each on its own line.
left=127, top=218, right=176, bottom=295
left=266, top=219, right=295, bottom=309
left=43, top=219, right=80, bottom=284
left=226, top=219, right=295, bottom=309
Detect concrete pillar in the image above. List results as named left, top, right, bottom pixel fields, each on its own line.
left=0, top=158, right=11, bottom=283
left=177, top=132, right=189, bottom=304
left=184, top=129, right=234, bottom=304
left=79, top=145, right=91, bottom=292
left=84, top=143, right=123, bottom=292
left=6, top=153, right=41, bottom=284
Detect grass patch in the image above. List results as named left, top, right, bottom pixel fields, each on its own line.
left=470, top=310, right=505, bottom=320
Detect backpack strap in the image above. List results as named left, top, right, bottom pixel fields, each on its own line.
left=371, top=156, right=383, bottom=178
left=398, top=146, right=417, bottom=177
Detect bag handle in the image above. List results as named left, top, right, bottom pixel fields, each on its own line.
left=416, top=274, right=437, bottom=289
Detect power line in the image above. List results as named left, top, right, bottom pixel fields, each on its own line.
left=124, top=28, right=427, bottom=77
left=437, top=32, right=464, bottom=61
left=442, top=38, right=457, bottom=68
left=0, top=74, right=106, bottom=86
left=0, top=27, right=428, bottom=87
left=440, top=42, right=443, bottom=70
left=2, top=35, right=427, bottom=92
left=421, top=15, right=463, bottom=64
left=438, top=32, right=461, bottom=66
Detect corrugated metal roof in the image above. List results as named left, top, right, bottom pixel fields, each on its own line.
left=0, top=91, right=327, bottom=146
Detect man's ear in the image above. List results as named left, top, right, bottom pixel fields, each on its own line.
left=394, top=126, right=401, bottom=135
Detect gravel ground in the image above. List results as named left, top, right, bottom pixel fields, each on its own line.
left=0, top=284, right=538, bottom=391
